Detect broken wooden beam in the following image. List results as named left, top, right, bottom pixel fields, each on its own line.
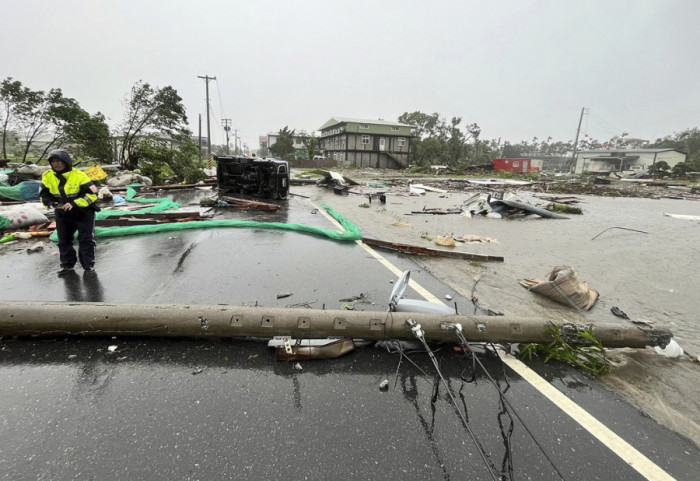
left=220, top=196, right=280, bottom=211
left=362, top=237, right=504, bottom=262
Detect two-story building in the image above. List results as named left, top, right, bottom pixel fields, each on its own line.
left=318, top=117, right=414, bottom=169
left=574, top=149, right=687, bottom=175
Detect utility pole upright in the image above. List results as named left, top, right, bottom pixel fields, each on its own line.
left=197, top=75, right=216, bottom=156
left=198, top=114, right=202, bottom=159
left=222, top=119, right=231, bottom=154
left=570, top=107, right=587, bottom=173
left=234, top=129, right=239, bottom=154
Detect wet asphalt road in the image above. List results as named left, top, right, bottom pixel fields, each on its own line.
left=0, top=189, right=698, bottom=480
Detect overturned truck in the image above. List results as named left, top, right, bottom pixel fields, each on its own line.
left=215, top=155, right=290, bottom=200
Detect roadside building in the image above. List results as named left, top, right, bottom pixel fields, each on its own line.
left=265, top=132, right=306, bottom=153
left=574, top=149, right=687, bottom=175
left=493, top=158, right=542, bottom=173
left=318, top=117, right=415, bottom=169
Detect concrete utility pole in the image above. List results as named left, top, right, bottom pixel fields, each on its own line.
left=570, top=107, right=587, bottom=172
left=197, top=75, right=216, bottom=156
left=234, top=129, right=239, bottom=154
left=198, top=114, right=202, bottom=159
left=222, top=119, right=231, bottom=154
left=0, top=301, right=672, bottom=348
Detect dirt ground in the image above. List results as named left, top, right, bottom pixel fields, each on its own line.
left=292, top=168, right=700, bottom=447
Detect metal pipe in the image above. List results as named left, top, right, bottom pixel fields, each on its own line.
left=0, top=301, right=671, bottom=348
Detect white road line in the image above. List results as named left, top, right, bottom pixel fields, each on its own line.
left=314, top=202, right=444, bottom=305
left=500, top=353, right=676, bottom=481
left=316, top=200, right=676, bottom=480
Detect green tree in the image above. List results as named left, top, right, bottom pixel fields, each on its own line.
left=118, top=81, right=189, bottom=170
left=299, top=130, right=319, bottom=161
left=0, top=77, right=37, bottom=159
left=132, top=137, right=205, bottom=185
left=66, top=111, right=113, bottom=162
left=1, top=79, right=112, bottom=163
left=648, top=160, right=670, bottom=176
left=269, top=126, right=296, bottom=160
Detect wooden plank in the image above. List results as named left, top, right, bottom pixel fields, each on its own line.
left=362, top=237, right=504, bottom=262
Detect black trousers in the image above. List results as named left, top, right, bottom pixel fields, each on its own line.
left=55, top=208, right=96, bottom=270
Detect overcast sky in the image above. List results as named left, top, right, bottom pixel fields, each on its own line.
left=4, top=0, right=699, bottom=150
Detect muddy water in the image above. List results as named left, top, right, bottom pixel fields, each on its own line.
left=310, top=185, right=700, bottom=445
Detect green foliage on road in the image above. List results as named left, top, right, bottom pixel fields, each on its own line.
left=520, top=325, right=610, bottom=377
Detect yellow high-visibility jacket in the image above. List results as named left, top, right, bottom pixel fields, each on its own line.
left=40, top=169, right=98, bottom=209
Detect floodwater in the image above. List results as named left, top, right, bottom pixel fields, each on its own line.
left=309, top=185, right=700, bottom=445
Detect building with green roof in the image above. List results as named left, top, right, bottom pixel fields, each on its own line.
left=317, top=117, right=415, bottom=169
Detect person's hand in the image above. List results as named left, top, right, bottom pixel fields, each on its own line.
left=62, top=203, right=73, bottom=211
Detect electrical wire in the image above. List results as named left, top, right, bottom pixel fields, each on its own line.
left=407, top=319, right=500, bottom=481
left=449, top=326, right=568, bottom=480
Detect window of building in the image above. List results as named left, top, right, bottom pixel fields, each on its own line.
left=362, top=135, right=370, bottom=145
left=513, top=161, right=520, bottom=167
left=397, top=137, right=405, bottom=147
left=360, top=124, right=369, bottom=129
left=391, top=126, right=399, bottom=131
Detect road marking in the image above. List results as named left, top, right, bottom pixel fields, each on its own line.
left=313, top=202, right=444, bottom=305
left=499, top=353, right=676, bottom=481
left=316, top=200, right=676, bottom=481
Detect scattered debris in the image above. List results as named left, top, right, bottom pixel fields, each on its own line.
left=379, top=379, right=389, bottom=391
left=219, top=196, right=280, bottom=212
left=107, top=345, right=118, bottom=353
left=391, top=221, right=413, bottom=228
left=362, top=237, right=504, bottom=262
left=654, top=339, right=684, bottom=358
left=338, top=293, right=367, bottom=303
left=454, top=235, right=498, bottom=244
left=410, top=183, right=447, bottom=194
left=409, top=185, right=426, bottom=195
left=276, top=292, right=293, bottom=299
left=519, top=266, right=599, bottom=310
left=663, top=213, right=700, bottom=221
left=271, top=338, right=355, bottom=361
left=434, top=236, right=456, bottom=247
left=610, top=307, right=630, bottom=320
left=546, top=203, right=583, bottom=215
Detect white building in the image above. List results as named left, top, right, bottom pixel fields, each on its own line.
left=575, top=148, right=687, bottom=175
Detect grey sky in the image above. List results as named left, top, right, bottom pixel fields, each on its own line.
left=5, top=0, right=699, bottom=150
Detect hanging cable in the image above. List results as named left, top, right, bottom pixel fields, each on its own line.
left=406, top=319, right=500, bottom=481
left=447, top=324, right=567, bottom=480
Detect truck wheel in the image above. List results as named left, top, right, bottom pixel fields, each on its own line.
left=276, top=174, right=289, bottom=200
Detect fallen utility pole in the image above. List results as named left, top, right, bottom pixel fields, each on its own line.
left=0, top=301, right=670, bottom=348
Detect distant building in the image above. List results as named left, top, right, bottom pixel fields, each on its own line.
left=493, top=158, right=542, bottom=173
left=265, top=132, right=306, bottom=152
left=574, top=149, right=687, bottom=175
left=318, top=117, right=415, bottom=169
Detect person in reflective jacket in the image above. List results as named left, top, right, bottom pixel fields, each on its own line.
left=40, top=149, right=100, bottom=275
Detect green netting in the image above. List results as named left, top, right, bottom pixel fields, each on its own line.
left=0, top=216, right=9, bottom=230
left=0, top=181, right=41, bottom=201
left=50, top=202, right=361, bottom=243
left=96, top=187, right=181, bottom=220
